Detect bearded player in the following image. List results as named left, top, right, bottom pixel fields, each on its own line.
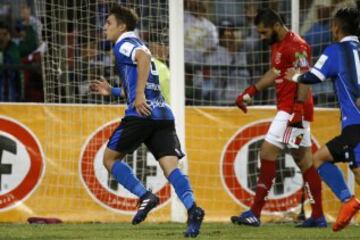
left=231, top=8, right=326, bottom=228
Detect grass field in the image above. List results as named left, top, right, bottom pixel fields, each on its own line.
left=0, top=223, right=360, bottom=240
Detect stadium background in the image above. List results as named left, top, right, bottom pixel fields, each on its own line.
left=0, top=0, right=359, bottom=225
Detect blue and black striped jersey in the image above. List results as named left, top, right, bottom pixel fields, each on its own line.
left=113, top=31, right=174, bottom=120
left=309, top=36, right=360, bottom=128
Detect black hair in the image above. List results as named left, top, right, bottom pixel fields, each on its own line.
left=254, top=8, right=285, bottom=27
left=334, top=7, right=360, bottom=35
left=0, top=21, right=10, bottom=32
left=218, top=19, right=235, bottom=38
left=109, top=5, right=139, bottom=31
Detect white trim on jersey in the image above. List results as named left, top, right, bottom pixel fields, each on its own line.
left=310, top=68, right=326, bottom=81
left=119, top=42, right=135, bottom=57
left=116, top=31, right=138, bottom=44
left=352, top=50, right=360, bottom=85
left=340, top=35, right=359, bottom=43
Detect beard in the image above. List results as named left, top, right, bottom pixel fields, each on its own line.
left=264, top=31, right=278, bottom=45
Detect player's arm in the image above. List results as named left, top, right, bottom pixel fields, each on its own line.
left=254, top=68, right=278, bottom=91
left=291, top=46, right=313, bottom=127
left=235, top=68, right=278, bottom=113
left=89, top=77, right=121, bottom=96
left=286, top=45, right=337, bottom=84
left=285, top=68, right=323, bottom=84
left=134, top=48, right=152, bottom=117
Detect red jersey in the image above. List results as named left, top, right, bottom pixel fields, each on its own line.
left=271, top=31, right=314, bottom=121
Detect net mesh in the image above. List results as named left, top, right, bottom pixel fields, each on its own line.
left=34, top=0, right=352, bottom=222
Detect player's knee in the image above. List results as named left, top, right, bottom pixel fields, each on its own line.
left=159, top=156, right=178, bottom=177
left=103, top=157, right=113, bottom=172
left=313, top=152, right=325, bottom=169
left=102, top=149, right=123, bottom=172
left=259, top=142, right=280, bottom=160
left=297, top=158, right=313, bottom=172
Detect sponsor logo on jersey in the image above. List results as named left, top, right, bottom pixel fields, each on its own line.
left=314, top=54, right=328, bottom=69
left=0, top=116, right=45, bottom=211
left=220, top=120, right=319, bottom=213
left=79, top=120, right=170, bottom=214
left=119, top=42, right=135, bottom=57
left=294, top=51, right=309, bottom=68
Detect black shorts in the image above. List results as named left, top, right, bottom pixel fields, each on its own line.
left=326, top=125, right=360, bottom=169
left=107, top=117, right=185, bottom=160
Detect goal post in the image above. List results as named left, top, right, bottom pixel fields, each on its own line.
left=169, top=0, right=187, bottom=222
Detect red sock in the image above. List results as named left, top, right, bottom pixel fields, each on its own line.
left=251, top=159, right=276, bottom=218
left=303, top=166, right=323, bottom=218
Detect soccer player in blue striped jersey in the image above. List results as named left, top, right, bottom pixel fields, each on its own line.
left=286, top=7, right=360, bottom=232
left=90, top=5, right=204, bottom=237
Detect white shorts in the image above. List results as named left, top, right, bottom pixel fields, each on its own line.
left=265, top=111, right=312, bottom=149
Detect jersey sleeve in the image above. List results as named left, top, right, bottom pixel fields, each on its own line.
left=309, top=44, right=338, bottom=81
left=113, top=39, right=141, bottom=65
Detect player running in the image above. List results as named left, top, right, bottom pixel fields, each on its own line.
left=90, top=5, right=204, bottom=237
left=285, top=7, right=360, bottom=232
left=231, top=8, right=326, bottom=228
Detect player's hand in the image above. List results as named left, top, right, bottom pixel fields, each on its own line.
left=285, top=68, right=300, bottom=82
left=283, top=126, right=305, bottom=149
left=235, top=85, right=257, bottom=113
left=357, top=98, right=360, bottom=108
left=288, top=102, right=304, bottom=128
left=134, top=93, right=152, bottom=117
left=89, top=78, right=112, bottom=96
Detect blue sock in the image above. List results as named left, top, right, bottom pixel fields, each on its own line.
left=168, top=168, right=195, bottom=210
left=318, top=162, right=352, bottom=202
left=111, top=161, right=147, bottom=198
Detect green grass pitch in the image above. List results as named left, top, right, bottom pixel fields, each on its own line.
left=0, top=223, right=359, bottom=239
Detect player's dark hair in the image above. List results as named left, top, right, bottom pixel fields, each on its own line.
left=334, top=7, right=360, bottom=36
left=254, top=8, right=285, bottom=27
left=109, top=5, right=139, bottom=31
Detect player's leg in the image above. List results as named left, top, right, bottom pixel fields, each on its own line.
left=103, top=148, right=147, bottom=198
left=105, top=117, right=159, bottom=225
left=332, top=132, right=360, bottom=232
left=291, top=146, right=326, bottom=228
left=159, top=156, right=195, bottom=210
left=231, top=112, right=288, bottom=226
left=352, top=167, right=360, bottom=185
left=314, top=128, right=360, bottom=232
left=146, top=120, right=204, bottom=238
left=158, top=156, right=204, bottom=238
left=231, top=141, right=280, bottom=226
left=315, top=145, right=352, bottom=201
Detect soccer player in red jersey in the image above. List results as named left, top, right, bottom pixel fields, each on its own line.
left=231, top=8, right=326, bottom=228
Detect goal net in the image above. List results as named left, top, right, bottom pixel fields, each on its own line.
left=33, top=0, right=357, bottom=223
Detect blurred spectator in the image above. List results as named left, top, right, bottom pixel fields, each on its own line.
left=184, top=0, right=218, bottom=64
left=15, top=4, right=39, bottom=58
left=0, top=3, right=11, bottom=25
left=149, top=33, right=170, bottom=104
left=202, top=19, right=250, bottom=105
left=300, top=0, right=357, bottom=106
left=212, top=1, right=246, bottom=26
left=184, top=0, right=218, bottom=104
left=18, top=4, right=42, bottom=43
left=303, top=2, right=332, bottom=58
left=301, top=0, right=357, bottom=36
left=22, top=50, right=43, bottom=102
left=0, top=22, right=21, bottom=101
